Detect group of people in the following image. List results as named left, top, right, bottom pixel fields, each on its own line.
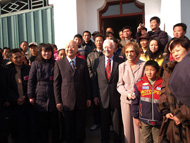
left=0, top=16, right=190, bottom=143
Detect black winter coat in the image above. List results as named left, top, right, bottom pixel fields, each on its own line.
left=28, top=60, right=56, bottom=112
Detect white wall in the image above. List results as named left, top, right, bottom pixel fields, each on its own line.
left=84, top=0, right=105, bottom=33
left=160, top=0, right=181, bottom=39
left=49, top=0, right=78, bottom=49
left=181, top=0, right=190, bottom=38
left=49, top=0, right=188, bottom=48
left=76, top=0, right=86, bottom=35
left=138, top=0, right=161, bottom=31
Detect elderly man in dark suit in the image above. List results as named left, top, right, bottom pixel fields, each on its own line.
left=54, top=40, right=91, bottom=143
left=93, top=39, right=123, bottom=143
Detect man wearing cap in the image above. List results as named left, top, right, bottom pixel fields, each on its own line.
left=29, top=42, right=38, bottom=65
left=139, top=34, right=149, bottom=54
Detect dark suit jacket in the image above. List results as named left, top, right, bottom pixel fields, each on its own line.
left=54, top=57, right=91, bottom=111
left=93, top=56, right=123, bottom=109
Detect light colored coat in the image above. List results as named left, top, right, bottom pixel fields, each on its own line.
left=117, top=59, right=145, bottom=143
left=117, top=59, right=145, bottom=104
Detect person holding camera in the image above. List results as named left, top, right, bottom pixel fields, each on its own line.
left=136, top=16, right=168, bottom=52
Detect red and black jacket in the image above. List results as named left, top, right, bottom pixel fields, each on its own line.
left=131, top=75, right=163, bottom=126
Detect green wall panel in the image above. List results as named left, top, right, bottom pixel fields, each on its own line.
left=0, top=6, right=54, bottom=49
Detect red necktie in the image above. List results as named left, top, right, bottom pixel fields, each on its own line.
left=106, top=58, right=111, bottom=81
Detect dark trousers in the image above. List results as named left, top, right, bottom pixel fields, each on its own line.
left=14, top=103, right=37, bottom=143
left=92, top=102, right=101, bottom=125
left=63, top=106, right=86, bottom=143
left=100, top=104, right=122, bottom=143
left=37, top=111, right=59, bottom=143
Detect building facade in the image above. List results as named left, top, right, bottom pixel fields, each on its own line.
left=0, top=0, right=190, bottom=49
left=49, top=0, right=190, bottom=48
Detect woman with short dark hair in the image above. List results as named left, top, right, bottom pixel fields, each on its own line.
left=159, top=38, right=190, bottom=143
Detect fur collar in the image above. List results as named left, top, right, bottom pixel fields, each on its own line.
left=163, top=61, right=178, bottom=73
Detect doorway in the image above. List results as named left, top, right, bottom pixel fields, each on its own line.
left=99, top=0, right=144, bottom=39
left=103, top=15, right=142, bottom=39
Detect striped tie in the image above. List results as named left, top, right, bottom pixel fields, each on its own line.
left=105, top=58, right=111, bottom=81
left=71, top=60, right=75, bottom=71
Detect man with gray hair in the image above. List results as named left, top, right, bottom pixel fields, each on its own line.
left=54, top=40, right=91, bottom=143
left=92, top=39, right=123, bottom=143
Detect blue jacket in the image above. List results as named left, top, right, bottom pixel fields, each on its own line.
left=131, top=75, right=163, bottom=126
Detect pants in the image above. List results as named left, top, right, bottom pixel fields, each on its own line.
left=14, top=103, right=37, bottom=143
left=92, top=102, right=101, bottom=125
left=37, top=111, right=59, bottom=143
left=63, top=106, right=86, bottom=143
left=140, top=122, right=160, bottom=143
left=121, top=101, right=140, bottom=143
left=100, top=104, right=122, bottom=143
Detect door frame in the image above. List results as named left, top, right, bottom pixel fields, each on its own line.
left=99, top=0, right=144, bottom=35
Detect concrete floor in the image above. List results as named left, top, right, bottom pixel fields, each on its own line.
left=84, top=107, right=116, bottom=143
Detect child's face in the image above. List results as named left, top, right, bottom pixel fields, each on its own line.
left=58, top=50, right=66, bottom=60
left=145, top=65, right=157, bottom=80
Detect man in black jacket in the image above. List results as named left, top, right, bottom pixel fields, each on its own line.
left=82, top=31, right=96, bottom=58
left=136, top=16, right=168, bottom=50
left=7, top=49, right=36, bottom=143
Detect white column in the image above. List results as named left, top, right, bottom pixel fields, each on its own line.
left=160, top=0, right=181, bottom=39
left=49, top=0, right=78, bottom=49
left=181, top=0, right=190, bottom=38
left=138, top=0, right=162, bottom=31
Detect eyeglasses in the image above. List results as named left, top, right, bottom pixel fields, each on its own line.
left=125, top=50, right=135, bottom=54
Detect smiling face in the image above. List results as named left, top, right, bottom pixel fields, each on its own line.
left=171, top=44, right=188, bottom=62
left=125, top=45, right=138, bottom=62
left=11, top=52, right=23, bottom=66
left=145, top=65, right=157, bottom=80
left=173, top=26, right=186, bottom=38
left=149, top=40, right=159, bottom=53
left=103, top=40, right=114, bottom=58
left=41, top=48, right=52, bottom=60
left=65, top=40, right=78, bottom=59
left=58, top=49, right=66, bottom=60
left=150, top=19, right=160, bottom=32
